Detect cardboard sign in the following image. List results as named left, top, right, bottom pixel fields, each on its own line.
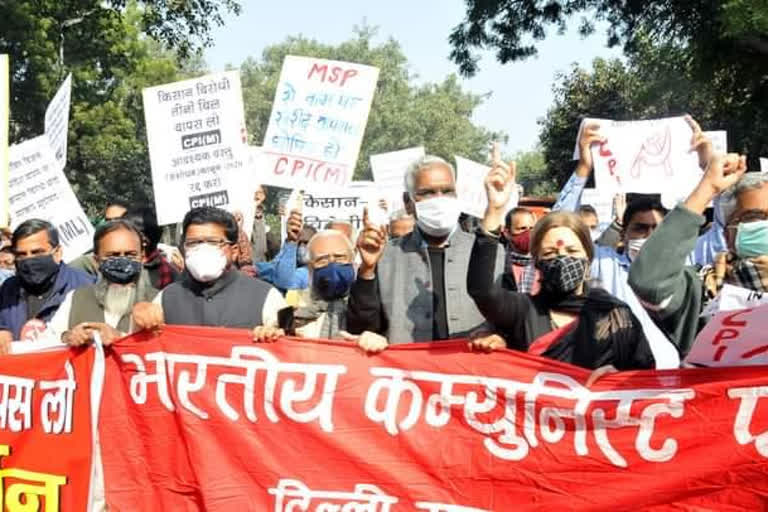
left=455, top=156, right=518, bottom=218
left=44, top=74, right=72, bottom=170
left=143, top=71, right=252, bottom=225
left=8, top=136, right=93, bottom=261
left=687, top=304, right=768, bottom=366
left=370, top=146, right=425, bottom=213
left=587, top=117, right=702, bottom=206
left=260, top=56, right=379, bottom=190
left=0, top=55, right=8, bottom=226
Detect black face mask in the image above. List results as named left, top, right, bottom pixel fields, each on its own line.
left=16, top=255, right=60, bottom=294
left=99, top=257, right=142, bottom=285
left=536, top=256, right=587, bottom=297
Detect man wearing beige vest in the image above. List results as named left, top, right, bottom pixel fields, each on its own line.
left=47, top=219, right=157, bottom=346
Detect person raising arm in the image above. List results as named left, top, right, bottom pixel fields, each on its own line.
left=467, top=157, right=655, bottom=371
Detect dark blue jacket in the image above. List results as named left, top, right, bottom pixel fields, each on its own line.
left=0, top=263, right=96, bottom=339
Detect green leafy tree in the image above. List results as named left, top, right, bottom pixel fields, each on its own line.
left=512, top=148, right=557, bottom=197
left=239, top=27, right=501, bottom=182
left=0, top=2, right=224, bottom=215
left=449, top=0, right=768, bottom=76
left=1, top=0, right=239, bottom=142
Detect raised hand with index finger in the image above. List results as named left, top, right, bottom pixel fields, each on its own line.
left=357, top=207, right=388, bottom=280
left=482, top=142, right=517, bottom=232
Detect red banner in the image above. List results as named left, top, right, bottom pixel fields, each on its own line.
left=99, top=326, right=768, bottom=511
left=0, top=346, right=96, bottom=511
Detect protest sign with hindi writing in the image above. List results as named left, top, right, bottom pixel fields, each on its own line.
left=0, top=55, right=8, bottom=226
left=99, top=326, right=768, bottom=511
left=143, top=70, right=252, bottom=225
left=455, top=156, right=518, bottom=218
left=589, top=117, right=702, bottom=206
left=44, top=74, right=71, bottom=170
left=260, top=56, right=379, bottom=190
left=284, top=181, right=382, bottom=233
left=370, top=146, right=425, bottom=212
left=9, top=136, right=93, bottom=261
left=687, top=304, right=768, bottom=367
left=0, top=345, right=99, bottom=512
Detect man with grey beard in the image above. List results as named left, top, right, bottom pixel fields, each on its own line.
left=47, top=219, right=157, bottom=346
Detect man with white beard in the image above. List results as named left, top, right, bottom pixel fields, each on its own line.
left=47, top=220, right=157, bottom=346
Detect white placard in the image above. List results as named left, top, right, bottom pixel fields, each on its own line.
left=0, top=55, right=8, bottom=226
left=44, top=74, right=72, bottom=170
left=8, top=136, right=93, bottom=261
left=703, top=130, right=727, bottom=154
left=370, top=146, right=425, bottom=213
left=455, top=156, right=518, bottom=218
left=590, top=117, right=701, bottom=205
left=700, top=284, right=768, bottom=318
left=289, top=181, right=381, bottom=234
left=686, top=304, right=768, bottom=367
left=260, top=56, right=379, bottom=190
left=143, top=70, right=252, bottom=225
left=580, top=188, right=613, bottom=230
left=760, top=158, right=768, bottom=173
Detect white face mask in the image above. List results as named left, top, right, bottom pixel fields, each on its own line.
left=590, top=229, right=601, bottom=242
left=185, top=244, right=228, bottom=283
left=626, top=237, right=647, bottom=261
left=414, top=196, right=461, bottom=238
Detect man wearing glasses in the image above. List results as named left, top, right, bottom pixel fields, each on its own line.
left=132, top=207, right=286, bottom=335
left=0, top=219, right=95, bottom=350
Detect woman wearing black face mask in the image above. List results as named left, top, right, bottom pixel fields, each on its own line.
left=466, top=161, right=655, bottom=371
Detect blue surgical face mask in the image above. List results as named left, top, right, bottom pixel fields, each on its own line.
left=735, top=220, right=768, bottom=259
left=312, top=263, right=355, bottom=302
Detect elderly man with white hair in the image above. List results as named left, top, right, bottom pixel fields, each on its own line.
left=347, top=155, right=507, bottom=343
left=255, top=228, right=388, bottom=352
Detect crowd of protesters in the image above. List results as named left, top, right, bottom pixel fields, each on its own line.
left=0, top=115, right=762, bottom=383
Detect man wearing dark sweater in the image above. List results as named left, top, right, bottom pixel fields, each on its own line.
left=132, top=207, right=286, bottom=333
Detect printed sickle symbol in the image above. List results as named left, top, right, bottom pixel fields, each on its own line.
left=629, top=126, right=674, bottom=178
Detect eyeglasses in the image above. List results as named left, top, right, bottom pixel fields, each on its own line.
left=183, top=238, right=232, bottom=249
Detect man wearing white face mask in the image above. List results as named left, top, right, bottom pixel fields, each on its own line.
left=346, top=155, right=506, bottom=343
left=132, top=207, right=286, bottom=336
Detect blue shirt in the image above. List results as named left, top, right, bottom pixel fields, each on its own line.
left=552, top=172, right=588, bottom=212
left=255, top=242, right=308, bottom=292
